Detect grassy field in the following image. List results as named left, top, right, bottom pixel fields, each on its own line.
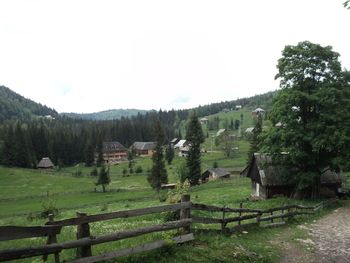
left=0, top=113, right=337, bottom=262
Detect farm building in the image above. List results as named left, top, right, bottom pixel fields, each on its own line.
left=202, top=168, right=230, bottom=183
left=216, top=129, right=226, bottom=137
left=251, top=107, right=265, bottom=117
left=170, top=138, right=180, bottom=147
left=178, top=145, right=190, bottom=157
left=131, top=142, right=156, bottom=156
left=174, top=139, right=187, bottom=149
left=101, top=141, right=128, bottom=164
left=245, top=127, right=255, bottom=133
left=235, top=105, right=242, bottom=110
left=241, top=153, right=344, bottom=199
left=199, top=117, right=209, bottom=124
left=37, top=157, right=54, bottom=169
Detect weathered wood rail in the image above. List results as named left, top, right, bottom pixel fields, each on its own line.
left=191, top=198, right=338, bottom=232
left=0, top=196, right=337, bottom=262
left=0, top=195, right=193, bottom=263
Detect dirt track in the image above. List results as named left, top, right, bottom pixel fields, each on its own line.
left=277, top=201, right=350, bottom=263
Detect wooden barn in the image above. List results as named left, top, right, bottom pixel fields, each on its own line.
left=102, top=141, right=128, bottom=164
left=202, top=168, right=230, bottom=183
left=131, top=142, right=156, bottom=156
left=241, top=153, right=343, bottom=199
left=37, top=157, right=54, bottom=170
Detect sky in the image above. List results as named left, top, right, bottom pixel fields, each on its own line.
left=0, top=0, right=349, bottom=113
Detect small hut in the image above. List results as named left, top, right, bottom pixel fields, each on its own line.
left=202, top=168, right=230, bottom=183
left=37, top=157, right=54, bottom=170
left=241, top=153, right=343, bottom=199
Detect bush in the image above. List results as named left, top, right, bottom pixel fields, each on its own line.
left=40, top=192, right=58, bottom=218
left=135, top=166, right=143, bottom=173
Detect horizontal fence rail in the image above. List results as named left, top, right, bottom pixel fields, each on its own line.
left=0, top=196, right=338, bottom=262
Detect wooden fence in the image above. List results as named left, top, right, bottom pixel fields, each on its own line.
left=0, top=196, right=337, bottom=262
left=0, top=195, right=193, bottom=263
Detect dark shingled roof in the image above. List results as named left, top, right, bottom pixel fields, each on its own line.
left=241, top=153, right=344, bottom=186
left=132, top=142, right=156, bottom=151
left=202, top=168, right=230, bottom=178
left=103, top=141, right=127, bottom=153
left=37, top=157, right=54, bottom=168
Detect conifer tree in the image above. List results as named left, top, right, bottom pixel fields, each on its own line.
left=247, top=114, right=262, bottom=164
left=186, top=111, right=204, bottom=185
left=165, top=143, right=175, bottom=165
left=96, top=165, right=110, bottom=192
left=148, top=120, right=168, bottom=191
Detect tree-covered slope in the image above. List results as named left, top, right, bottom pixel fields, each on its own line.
left=0, top=86, right=58, bottom=122
left=61, top=109, right=149, bottom=120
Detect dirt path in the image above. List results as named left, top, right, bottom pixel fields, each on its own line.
left=275, top=201, right=350, bottom=263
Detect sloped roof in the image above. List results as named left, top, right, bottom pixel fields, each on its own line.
left=245, top=127, right=255, bottom=133
left=37, top=157, right=54, bottom=168
left=132, top=142, right=156, bottom=151
left=174, top=139, right=187, bottom=148
left=171, top=138, right=179, bottom=143
left=202, top=168, right=230, bottom=178
left=253, top=107, right=265, bottom=112
left=216, top=129, right=226, bottom=137
left=242, top=153, right=343, bottom=186
left=103, top=141, right=127, bottom=152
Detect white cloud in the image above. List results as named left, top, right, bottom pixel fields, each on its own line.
left=0, top=0, right=349, bottom=113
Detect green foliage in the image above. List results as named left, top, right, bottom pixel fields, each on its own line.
left=262, top=41, right=350, bottom=198
left=40, top=192, right=58, bottom=218
left=148, top=121, right=168, bottom=191
left=247, top=114, right=262, bottom=164
left=165, top=143, right=175, bottom=165
left=213, top=161, right=218, bottom=168
left=95, top=165, right=111, bottom=192
left=135, top=165, right=143, bottom=174
left=166, top=180, right=190, bottom=204
left=90, top=166, right=98, bottom=177
left=216, top=130, right=235, bottom=157
left=186, top=111, right=205, bottom=185
left=61, top=109, right=149, bottom=121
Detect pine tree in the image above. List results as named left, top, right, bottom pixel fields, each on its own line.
left=247, top=114, right=262, bottom=164
left=147, top=120, right=168, bottom=191
left=165, top=143, right=175, bottom=165
left=96, top=165, right=110, bottom=192
left=186, top=111, right=204, bottom=185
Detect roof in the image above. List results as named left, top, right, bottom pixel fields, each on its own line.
left=37, top=157, right=54, bottom=168
left=203, top=168, right=230, bottom=178
left=242, top=153, right=343, bottom=186
left=216, top=129, right=226, bottom=137
left=132, top=142, right=156, bottom=151
left=174, top=139, right=187, bottom=148
left=253, top=107, right=265, bottom=112
left=245, top=127, right=255, bottom=133
left=103, top=141, right=127, bottom=152
left=171, top=138, right=179, bottom=143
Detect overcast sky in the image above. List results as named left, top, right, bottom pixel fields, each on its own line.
left=0, top=0, right=349, bottom=113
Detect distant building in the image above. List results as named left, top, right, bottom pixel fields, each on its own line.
left=199, top=117, right=209, bottom=124
left=222, top=108, right=230, bottom=113
left=245, top=127, right=255, bottom=133
left=102, top=141, right=128, bottom=164
left=202, top=168, right=230, bottom=183
left=174, top=139, right=187, bottom=149
left=179, top=145, right=190, bottom=157
left=37, top=157, right=54, bottom=169
left=235, top=105, right=242, bottom=110
left=131, top=142, right=156, bottom=156
left=171, top=138, right=180, bottom=147
left=252, top=107, right=265, bottom=117
left=216, top=129, right=226, bottom=137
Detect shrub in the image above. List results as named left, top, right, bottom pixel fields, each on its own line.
left=135, top=166, right=143, bottom=174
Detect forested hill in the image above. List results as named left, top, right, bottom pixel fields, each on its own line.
left=0, top=86, right=58, bottom=122
left=61, top=109, right=149, bottom=120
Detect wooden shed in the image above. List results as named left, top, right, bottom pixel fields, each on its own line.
left=241, top=153, right=343, bottom=199
left=202, top=168, right=230, bottom=183
left=37, top=157, right=54, bottom=169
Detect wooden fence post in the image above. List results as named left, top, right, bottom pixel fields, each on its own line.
left=43, top=214, right=60, bottom=263
left=221, top=206, right=229, bottom=233
left=180, top=195, right=191, bottom=234
left=76, top=212, right=92, bottom=258
left=238, top=203, right=243, bottom=226
left=256, top=212, right=261, bottom=226
left=270, top=211, right=274, bottom=223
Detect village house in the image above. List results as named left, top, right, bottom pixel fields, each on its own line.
left=170, top=138, right=180, bottom=147
left=199, top=117, right=209, bottom=124
left=37, top=157, right=54, bottom=170
left=131, top=142, right=156, bottom=156
left=251, top=107, right=265, bottom=117
left=101, top=141, right=128, bottom=164
left=201, top=168, right=230, bottom=183
left=235, top=105, right=242, bottom=110
left=241, top=153, right=343, bottom=199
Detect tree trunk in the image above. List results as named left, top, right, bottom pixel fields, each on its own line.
left=102, top=185, right=106, bottom=193
left=311, top=174, right=321, bottom=200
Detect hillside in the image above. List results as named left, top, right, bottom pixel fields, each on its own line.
left=0, top=86, right=58, bottom=122
left=61, top=108, right=149, bottom=120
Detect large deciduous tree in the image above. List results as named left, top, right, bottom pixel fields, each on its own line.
left=148, top=120, right=168, bottom=191
left=186, top=111, right=205, bottom=185
left=262, top=41, right=350, bottom=198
